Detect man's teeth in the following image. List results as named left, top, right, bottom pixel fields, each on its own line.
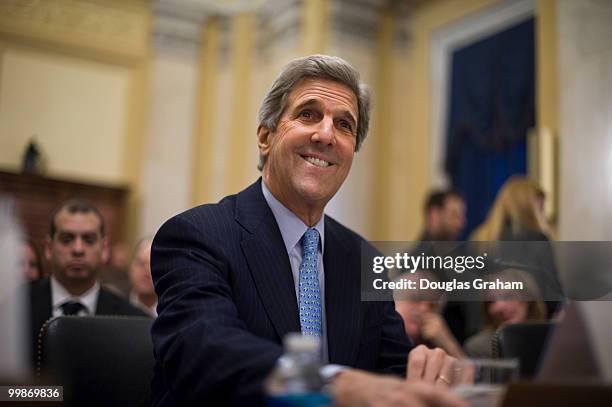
left=304, top=156, right=330, bottom=167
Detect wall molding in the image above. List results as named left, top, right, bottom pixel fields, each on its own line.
left=0, top=0, right=149, bottom=63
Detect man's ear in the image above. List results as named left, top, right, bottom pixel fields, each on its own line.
left=257, top=125, right=272, bottom=158
left=44, top=236, right=52, bottom=261
left=101, top=237, right=110, bottom=264
left=427, top=208, right=440, bottom=228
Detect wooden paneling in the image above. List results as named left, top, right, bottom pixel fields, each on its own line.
left=0, top=169, right=128, bottom=249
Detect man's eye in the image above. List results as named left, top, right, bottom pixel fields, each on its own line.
left=83, top=235, right=98, bottom=245
left=339, top=120, right=353, bottom=132
left=299, top=110, right=312, bottom=119
left=59, top=235, right=73, bottom=244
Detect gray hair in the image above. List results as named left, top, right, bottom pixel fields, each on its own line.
left=257, top=54, right=371, bottom=170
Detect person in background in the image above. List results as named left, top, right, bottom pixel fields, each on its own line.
left=464, top=269, right=547, bottom=358
left=28, top=199, right=148, bottom=361
left=470, top=176, right=551, bottom=241
left=413, top=189, right=474, bottom=344
left=419, top=189, right=466, bottom=241
left=129, top=237, right=157, bottom=317
left=470, top=176, right=562, bottom=316
left=394, top=272, right=465, bottom=358
left=21, top=238, right=43, bottom=282
left=100, top=241, right=132, bottom=298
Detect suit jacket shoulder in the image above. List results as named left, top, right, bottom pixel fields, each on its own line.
left=151, top=180, right=286, bottom=406
left=96, top=286, right=149, bottom=317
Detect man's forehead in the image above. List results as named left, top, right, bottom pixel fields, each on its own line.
left=444, top=196, right=465, bottom=208
left=288, top=78, right=358, bottom=113
left=55, top=210, right=102, bottom=231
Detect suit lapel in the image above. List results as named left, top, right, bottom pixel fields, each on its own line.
left=237, top=180, right=301, bottom=340
left=324, top=218, right=362, bottom=366
left=95, top=288, right=111, bottom=314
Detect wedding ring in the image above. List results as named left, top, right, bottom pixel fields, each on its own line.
left=437, top=374, right=451, bottom=385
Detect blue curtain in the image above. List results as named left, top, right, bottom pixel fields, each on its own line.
left=445, top=18, right=535, bottom=238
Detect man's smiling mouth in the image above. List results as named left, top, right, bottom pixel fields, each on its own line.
left=302, top=155, right=331, bottom=168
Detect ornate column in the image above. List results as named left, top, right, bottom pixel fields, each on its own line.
left=139, top=0, right=207, bottom=236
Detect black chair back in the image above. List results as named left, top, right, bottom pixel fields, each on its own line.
left=38, top=315, right=154, bottom=407
left=493, top=321, right=556, bottom=379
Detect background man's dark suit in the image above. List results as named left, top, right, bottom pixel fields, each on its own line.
left=151, top=179, right=412, bottom=406
left=28, top=278, right=147, bottom=362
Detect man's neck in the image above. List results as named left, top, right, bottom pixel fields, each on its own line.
left=290, top=206, right=323, bottom=227
left=262, top=179, right=325, bottom=227
left=423, top=227, right=449, bottom=241
left=54, top=276, right=96, bottom=297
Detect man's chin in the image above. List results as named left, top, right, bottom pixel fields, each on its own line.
left=64, top=269, right=94, bottom=280
left=295, top=180, right=339, bottom=204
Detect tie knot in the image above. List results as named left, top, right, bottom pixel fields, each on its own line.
left=61, top=301, right=85, bottom=316
left=302, top=228, right=319, bottom=255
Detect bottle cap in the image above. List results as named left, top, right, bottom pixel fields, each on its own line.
left=284, top=333, right=320, bottom=353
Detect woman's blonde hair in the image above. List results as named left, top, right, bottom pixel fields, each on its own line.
left=470, top=176, right=548, bottom=241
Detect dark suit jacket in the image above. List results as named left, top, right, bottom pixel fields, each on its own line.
left=150, top=179, right=412, bottom=406
left=28, top=278, right=148, bottom=363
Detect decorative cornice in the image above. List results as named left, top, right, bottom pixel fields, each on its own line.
left=152, top=0, right=263, bottom=56
left=328, top=0, right=385, bottom=46
left=389, top=0, right=413, bottom=52
left=152, top=0, right=208, bottom=54
left=0, top=0, right=149, bottom=61
left=257, top=0, right=302, bottom=52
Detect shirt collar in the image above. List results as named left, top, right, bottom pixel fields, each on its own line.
left=261, top=180, right=325, bottom=255
left=51, top=276, right=100, bottom=315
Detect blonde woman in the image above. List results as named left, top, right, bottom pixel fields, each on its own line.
left=470, top=176, right=550, bottom=241
left=470, top=176, right=562, bottom=317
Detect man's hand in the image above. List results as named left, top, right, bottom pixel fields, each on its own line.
left=407, top=345, right=457, bottom=387
left=421, top=314, right=465, bottom=358
left=332, top=370, right=468, bottom=407
left=421, top=313, right=451, bottom=342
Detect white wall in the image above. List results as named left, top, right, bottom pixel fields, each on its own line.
left=558, top=0, right=612, bottom=240
left=0, top=47, right=129, bottom=183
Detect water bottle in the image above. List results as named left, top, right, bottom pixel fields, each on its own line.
left=266, top=333, right=332, bottom=407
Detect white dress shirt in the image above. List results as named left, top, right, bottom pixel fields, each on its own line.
left=51, top=276, right=100, bottom=317
left=261, top=181, right=329, bottom=362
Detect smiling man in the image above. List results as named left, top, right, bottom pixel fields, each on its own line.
left=151, top=55, right=466, bottom=407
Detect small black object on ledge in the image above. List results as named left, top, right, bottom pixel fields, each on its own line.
left=22, top=138, right=42, bottom=174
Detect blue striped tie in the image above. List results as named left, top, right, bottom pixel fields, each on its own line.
left=299, top=228, right=321, bottom=337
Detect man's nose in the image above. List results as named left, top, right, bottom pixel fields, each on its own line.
left=72, top=238, right=85, bottom=255
left=312, top=117, right=335, bottom=145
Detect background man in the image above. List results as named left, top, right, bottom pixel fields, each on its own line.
left=151, top=55, right=466, bottom=407
left=29, top=200, right=147, bottom=359
left=413, top=190, right=473, bottom=343
left=128, top=237, right=157, bottom=317
left=419, top=189, right=466, bottom=241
